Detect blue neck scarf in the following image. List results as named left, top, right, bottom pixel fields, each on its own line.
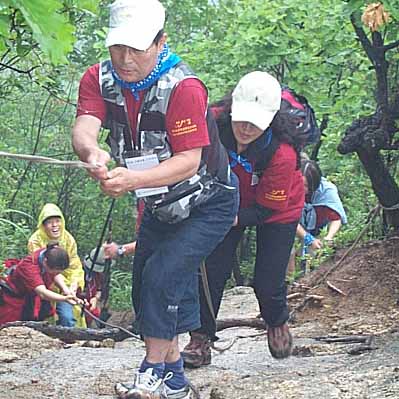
left=111, top=44, right=181, bottom=100
left=228, top=151, right=253, bottom=173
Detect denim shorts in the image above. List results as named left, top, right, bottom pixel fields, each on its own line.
left=132, top=173, right=239, bottom=340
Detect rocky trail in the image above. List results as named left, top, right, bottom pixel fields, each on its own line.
left=1, top=238, right=398, bottom=399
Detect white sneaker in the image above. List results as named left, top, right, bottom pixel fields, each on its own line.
left=114, top=368, right=167, bottom=399
left=164, top=383, right=191, bottom=399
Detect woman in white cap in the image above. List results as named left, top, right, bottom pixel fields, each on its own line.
left=182, top=71, right=305, bottom=367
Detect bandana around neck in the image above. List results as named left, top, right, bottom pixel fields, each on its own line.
left=111, top=43, right=181, bottom=100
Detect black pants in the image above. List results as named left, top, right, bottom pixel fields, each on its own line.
left=197, top=221, right=297, bottom=340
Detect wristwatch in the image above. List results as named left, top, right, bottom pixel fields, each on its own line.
left=117, top=245, right=126, bottom=257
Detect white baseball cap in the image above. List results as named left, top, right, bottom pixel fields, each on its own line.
left=231, top=71, right=281, bottom=131
left=105, top=0, right=165, bottom=51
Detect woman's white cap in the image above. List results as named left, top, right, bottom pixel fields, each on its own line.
left=231, top=71, right=281, bottom=131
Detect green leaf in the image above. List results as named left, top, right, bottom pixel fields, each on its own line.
left=0, top=14, right=9, bottom=37
left=342, top=0, right=365, bottom=14
left=383, top=0, right=399, bottom=21
left=78, top=0, right=98, bottom=13
left=11, top=0, right=75, bottom=64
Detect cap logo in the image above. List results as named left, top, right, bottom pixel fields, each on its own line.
left=110, top=9, right=134, bottom=27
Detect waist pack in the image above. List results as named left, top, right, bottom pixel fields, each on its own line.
left=145, top=168, right=233, bottom=224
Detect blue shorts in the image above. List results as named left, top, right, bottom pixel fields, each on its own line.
left=132, top=173, right=239, bottom=340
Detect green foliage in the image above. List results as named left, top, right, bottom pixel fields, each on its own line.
left=0, top=200, right=32, bottom=262
left=108, top=269, right=132, bottom=311
left=0, top=0, right=100, bottom=65
left=0, top=0, right=398, bottom=310
left=11, top=0, right=75, bottom=64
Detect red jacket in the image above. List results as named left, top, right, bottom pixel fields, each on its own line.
left=232, top=143, right=304, bottom=224
left=0, top=249, right=55, bottom=326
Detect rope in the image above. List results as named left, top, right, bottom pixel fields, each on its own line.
left=200, top=261, right=216, bottom=321
left=82, top=307, right=141, bottom=341
left=0, top=151, right=98, bottom=169
left=380, top=201, right=399, bottom=210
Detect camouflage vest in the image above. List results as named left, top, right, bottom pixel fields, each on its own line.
left=100, top=60, right=196, bottom=162
left=99, top=60, right=231, bottom=223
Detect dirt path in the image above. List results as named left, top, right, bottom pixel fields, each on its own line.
left=0, top=239, right=398, bottom=399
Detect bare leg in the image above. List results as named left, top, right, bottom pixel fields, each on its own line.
left=165, top=336, right=181, bottom=363
left=144, top=336, right=180, bottom=364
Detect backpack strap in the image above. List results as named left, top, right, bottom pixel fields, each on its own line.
left=0, top=279, right=22, bottom=298
left=253, top=135, right=281, bottom=175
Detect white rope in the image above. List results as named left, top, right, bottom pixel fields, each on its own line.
left=0, top=151, right=98, bottom=169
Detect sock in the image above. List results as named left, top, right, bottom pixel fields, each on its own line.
left=164, top=357, right=188, bottom=390
left=139, top=358, right=165, bottom=379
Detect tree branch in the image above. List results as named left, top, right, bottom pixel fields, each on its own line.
left=383, top=40, right=399, bottom=51
left=0, top=62, right=39, bottom=75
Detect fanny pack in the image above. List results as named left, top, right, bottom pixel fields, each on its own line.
left=145, top=167, right=233, bottom=224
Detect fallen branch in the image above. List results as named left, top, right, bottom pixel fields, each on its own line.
left=326, top=280, right=347, bottom=296
left=287, top=292, right=303, bottom=300
left=347, top=344, right=377, bottom=355
left=307, top=294, right=324, bottom=301
left=0, top=321, right=133, bottom=342
left=290, top=205, right=380, bottom=320
left=314, top=335, right=373, bottom=344
left=216, top=317, right=266, bottom=332
left=313, top=205, right=381, bottom=288
left=1, top=318, right=267, bottom=343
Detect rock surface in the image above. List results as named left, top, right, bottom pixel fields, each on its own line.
left=0, top=238, right=398, bottom=399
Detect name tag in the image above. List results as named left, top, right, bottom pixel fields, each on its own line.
left=251, top=173, right=259, bottom=186
left=125, top=154, right=169, bottom=198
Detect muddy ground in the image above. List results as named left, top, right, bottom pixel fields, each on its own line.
left=0, top=237, right=398, bottom=399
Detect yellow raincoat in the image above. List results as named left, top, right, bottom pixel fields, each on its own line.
left=27, top=203, right=86, bottom=327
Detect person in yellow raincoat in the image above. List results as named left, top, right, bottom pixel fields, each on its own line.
left=28, top=203, right=86, bottom=327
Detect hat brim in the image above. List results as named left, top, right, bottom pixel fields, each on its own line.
left=231, top=101, right=277, bottom=131
left=106, top=27, right=156, bottom=51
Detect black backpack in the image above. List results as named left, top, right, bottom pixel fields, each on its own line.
left=280, top=86, right=320, bottom=146
left=253, top=87, right=320, bottom=173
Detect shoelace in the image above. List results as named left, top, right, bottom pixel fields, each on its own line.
left=135, top=370, right=174, bottom=393
left=136, top=372, right=163, bottom=391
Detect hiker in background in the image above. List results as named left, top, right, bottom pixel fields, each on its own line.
left=0, top=245, right=82, bottom=326
left=71, top=1, right=239, bottom=398
left=82, top=247, right=116, bottom=327
left=287, top=159, right=347, bottom=275
left=182, top=71, right=305, bottom=367
left=28, top=203, right=86, bottom=327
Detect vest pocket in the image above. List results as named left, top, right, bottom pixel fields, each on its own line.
left=140, top=130, right=172, bottom=161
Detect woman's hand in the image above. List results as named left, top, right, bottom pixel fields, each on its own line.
left=310, top=238, right=323, bottom=251
left=89, top=296, right=101, bottom=311
left=64, top=294, right=84, bottom=306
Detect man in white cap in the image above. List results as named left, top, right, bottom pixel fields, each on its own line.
left=72, top=0, right=239, bottom=398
